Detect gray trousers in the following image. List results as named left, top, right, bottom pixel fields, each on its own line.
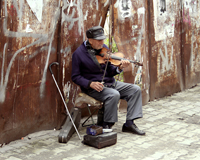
left=85, top=81, right=143, bottom=123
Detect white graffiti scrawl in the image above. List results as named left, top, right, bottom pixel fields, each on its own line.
left=62, top=0, right=85, bottom=37
left=0, top=0, right=62, bottom=103
left=115, top=0, right=133, bottom=21
left=157, top=39, right=176, bottom=82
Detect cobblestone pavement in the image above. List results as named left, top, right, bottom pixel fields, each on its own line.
left=1, top=84, right=200, bottom=160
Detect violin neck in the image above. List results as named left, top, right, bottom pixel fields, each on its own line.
left=110, top=55, right=138, bottom=64
left=129, top=60, right=137, bottom=64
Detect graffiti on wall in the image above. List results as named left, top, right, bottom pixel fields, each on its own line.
left=115, top=0, right=145, bottom=86
left=61, top=0, right=106, bottom=104
left=182, top=0, right=200, bottom=73
left=190, top=31, right=200, bottom=73
left=0, top=0, right=61, bottom=103
left=62, top=0, right=85, bottom=37
left=160, top=0, right=166, bottom=13
left=153, top=0, right=177, bottom=41
left=133, top=6, right=145, bottom=85
left=61, top=0, right=110, bottom=40
left=0, top=0, right=146, bottom=104
left=182, top=0, right=200, bottom=27
left=157, top=40, right=177, bottom=83
left=117, top=0, right=132, bottom=20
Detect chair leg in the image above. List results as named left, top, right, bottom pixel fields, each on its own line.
left=87, top=105, right=95, bottom=125
left=82, top=105, right=99, bottom=127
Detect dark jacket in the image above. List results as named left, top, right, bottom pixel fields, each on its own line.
left=71, top=42, right=119, bottom=92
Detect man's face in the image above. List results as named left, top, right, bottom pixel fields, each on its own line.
left=89, top=39, right=104, bottom=50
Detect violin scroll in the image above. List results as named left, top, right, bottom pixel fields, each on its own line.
left=132, top=61, right=143, bottom=67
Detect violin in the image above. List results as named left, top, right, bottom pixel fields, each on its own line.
left=96, top=47, right=143, bottom=66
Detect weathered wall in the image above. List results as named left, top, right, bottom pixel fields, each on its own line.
left=149, top=0, right=184, bottom=100
left=0, top=0, right=62, bottom=144
left=1, top=0, right=200, bottom=144
left=60, top=0, right=109, bottom=116
left=181, top=0, right=200, bottom=89
left=112, top=0, right=149, bottom=105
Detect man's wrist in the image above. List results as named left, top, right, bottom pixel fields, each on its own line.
left=87, top=81, right=92, bottom=88
left=118, top=65, right=123, bottom=71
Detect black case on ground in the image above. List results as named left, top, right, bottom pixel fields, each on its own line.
left=58, top=108, right=81, bottom=143
left=82, top=132, right=117, bottom=149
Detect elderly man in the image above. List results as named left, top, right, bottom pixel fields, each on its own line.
left=71, top=26, right=145, bottom=135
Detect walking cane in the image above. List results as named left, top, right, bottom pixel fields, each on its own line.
left=49, top=62, right=81, bottom=140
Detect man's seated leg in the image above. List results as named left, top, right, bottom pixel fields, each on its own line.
left=86, top=87, right=120, bottom=129
left=97, top=106, right=104, bottom=126
left=115, top=81, right=145, bottom=135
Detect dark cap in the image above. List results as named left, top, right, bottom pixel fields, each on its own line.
left=86, top=26, right=106, bottom=40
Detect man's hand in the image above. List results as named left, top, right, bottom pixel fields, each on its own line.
left=119, top=59, right=130, bottom=70
left=90, top=82, right=104, bottom=92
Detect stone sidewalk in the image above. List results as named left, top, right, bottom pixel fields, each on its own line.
left=1, top=84, right=200, bottom=160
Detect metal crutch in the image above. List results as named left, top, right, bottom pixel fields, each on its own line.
left=49, top=62, right=81, bottom=140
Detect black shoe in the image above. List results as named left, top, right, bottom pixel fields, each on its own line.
left=122, top=123, right=145, bottom=135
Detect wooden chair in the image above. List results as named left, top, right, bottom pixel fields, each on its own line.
left=75, top=92, right=103, bottom=127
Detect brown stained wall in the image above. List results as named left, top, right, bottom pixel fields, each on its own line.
left=1, top=0, right=200, bottom=144
left=112, top=0, right=149, bottom=105
left=0, top=0, right=61, bottom=144
left=149, top=0, right=184, bottom=100
left=60, top=0, right=109, bottom=116
left=181, top=1, right=200, bottom=89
